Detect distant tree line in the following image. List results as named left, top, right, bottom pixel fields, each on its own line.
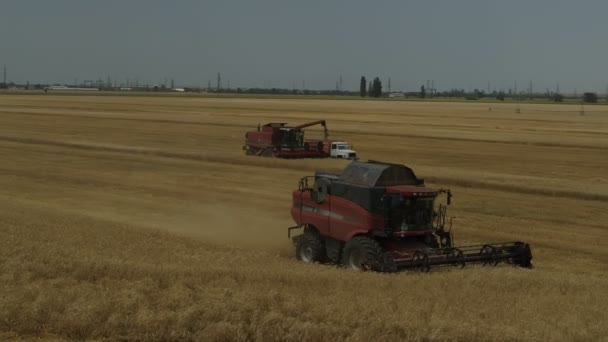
left=1, top=78, right=605, bottom=104
left=359, top=76, right=383, bottom=98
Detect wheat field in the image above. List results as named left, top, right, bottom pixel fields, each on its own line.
left=0, top=94, right=607, bottom=341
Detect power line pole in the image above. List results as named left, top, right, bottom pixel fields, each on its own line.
left=217, top=72, right=221, bottom=90
left=514, top=81, right=520, bottom=113
left=388, top=77, right=391, bottom=93
left=2, top=65, right=6, bottom=85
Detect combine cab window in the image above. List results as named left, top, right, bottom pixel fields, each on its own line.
left=401, top=198, right=434, bottom=231
left=281, top=130, right=303, bottom=147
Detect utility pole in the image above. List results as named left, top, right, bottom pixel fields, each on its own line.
left=514, top=81, right=520, bottom=113
left=217, top=72, right=221, bottom=90
left=2, top=65, right=6, bottom=85
left=388, top=77, right=391, bottom=93
left=556, top=81, right=560, bottom=94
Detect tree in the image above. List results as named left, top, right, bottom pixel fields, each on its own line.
left=420, top=85, right=426, bottom=98
left=583, top=92, right=598, bottom=103
left=360, top=76, right=367, bottom=97
left=474, top=89, right=485, bottom=98
left=372, top=77, right=382, bottom=97
left=553, top=93, right=564, bottom=102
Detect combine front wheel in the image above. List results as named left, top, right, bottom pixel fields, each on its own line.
left=342, top=236, right=383, bottom=271
left=296, top=232, right=325, bottom=263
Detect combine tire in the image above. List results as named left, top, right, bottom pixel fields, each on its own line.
left=342, top=236, right=383, bottom=271
left=296, top=232, right=325, bottom=263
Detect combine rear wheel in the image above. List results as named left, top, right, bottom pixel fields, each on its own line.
left=296, top=232, right=325, bottom=263
left=342, top=236, right=383, bottom=271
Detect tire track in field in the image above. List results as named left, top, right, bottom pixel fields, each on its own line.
left=346, top=130, right=608, bottom=151
left=5, top=102, right=608, bottom=125
left=2, top=110, right=607, bottom=151
left=424, top=175, right=608, bottom=203
left=209, top=112, right=608, bottom=130
left=0, top=110, right=252, bottom=129
left=1, top=134, right=607, bottom=202
left=0, top=135, right=307, bottom=171
left=215, top=113, right=608, bottom=137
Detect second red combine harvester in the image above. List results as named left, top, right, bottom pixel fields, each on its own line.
left=288, top=160, right=533, bottom=272
left=243, top=120, right=357, bottom=159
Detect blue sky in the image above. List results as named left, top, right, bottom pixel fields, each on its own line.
left=1, top=0, right=607, bottom=92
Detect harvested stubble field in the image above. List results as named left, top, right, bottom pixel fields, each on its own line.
left=0, top=94, right=607, bottom=341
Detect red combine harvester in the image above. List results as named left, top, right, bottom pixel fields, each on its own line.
left=243, top=120, right=357, bottom=159
left=288, top=160, right=533, bottom=272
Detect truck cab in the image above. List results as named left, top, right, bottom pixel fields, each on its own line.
left=329, top=141, right=358, bottom=160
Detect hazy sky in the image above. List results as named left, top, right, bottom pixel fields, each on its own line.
left=1, top=0, right=607, bottom=92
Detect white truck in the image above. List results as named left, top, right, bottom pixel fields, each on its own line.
left=328, top=141, right=358, bottom=160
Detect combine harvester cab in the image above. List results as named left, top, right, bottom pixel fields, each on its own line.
left=243, top=120, right=358, bottom=159
left=288, top=160, right=532, bottom=272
